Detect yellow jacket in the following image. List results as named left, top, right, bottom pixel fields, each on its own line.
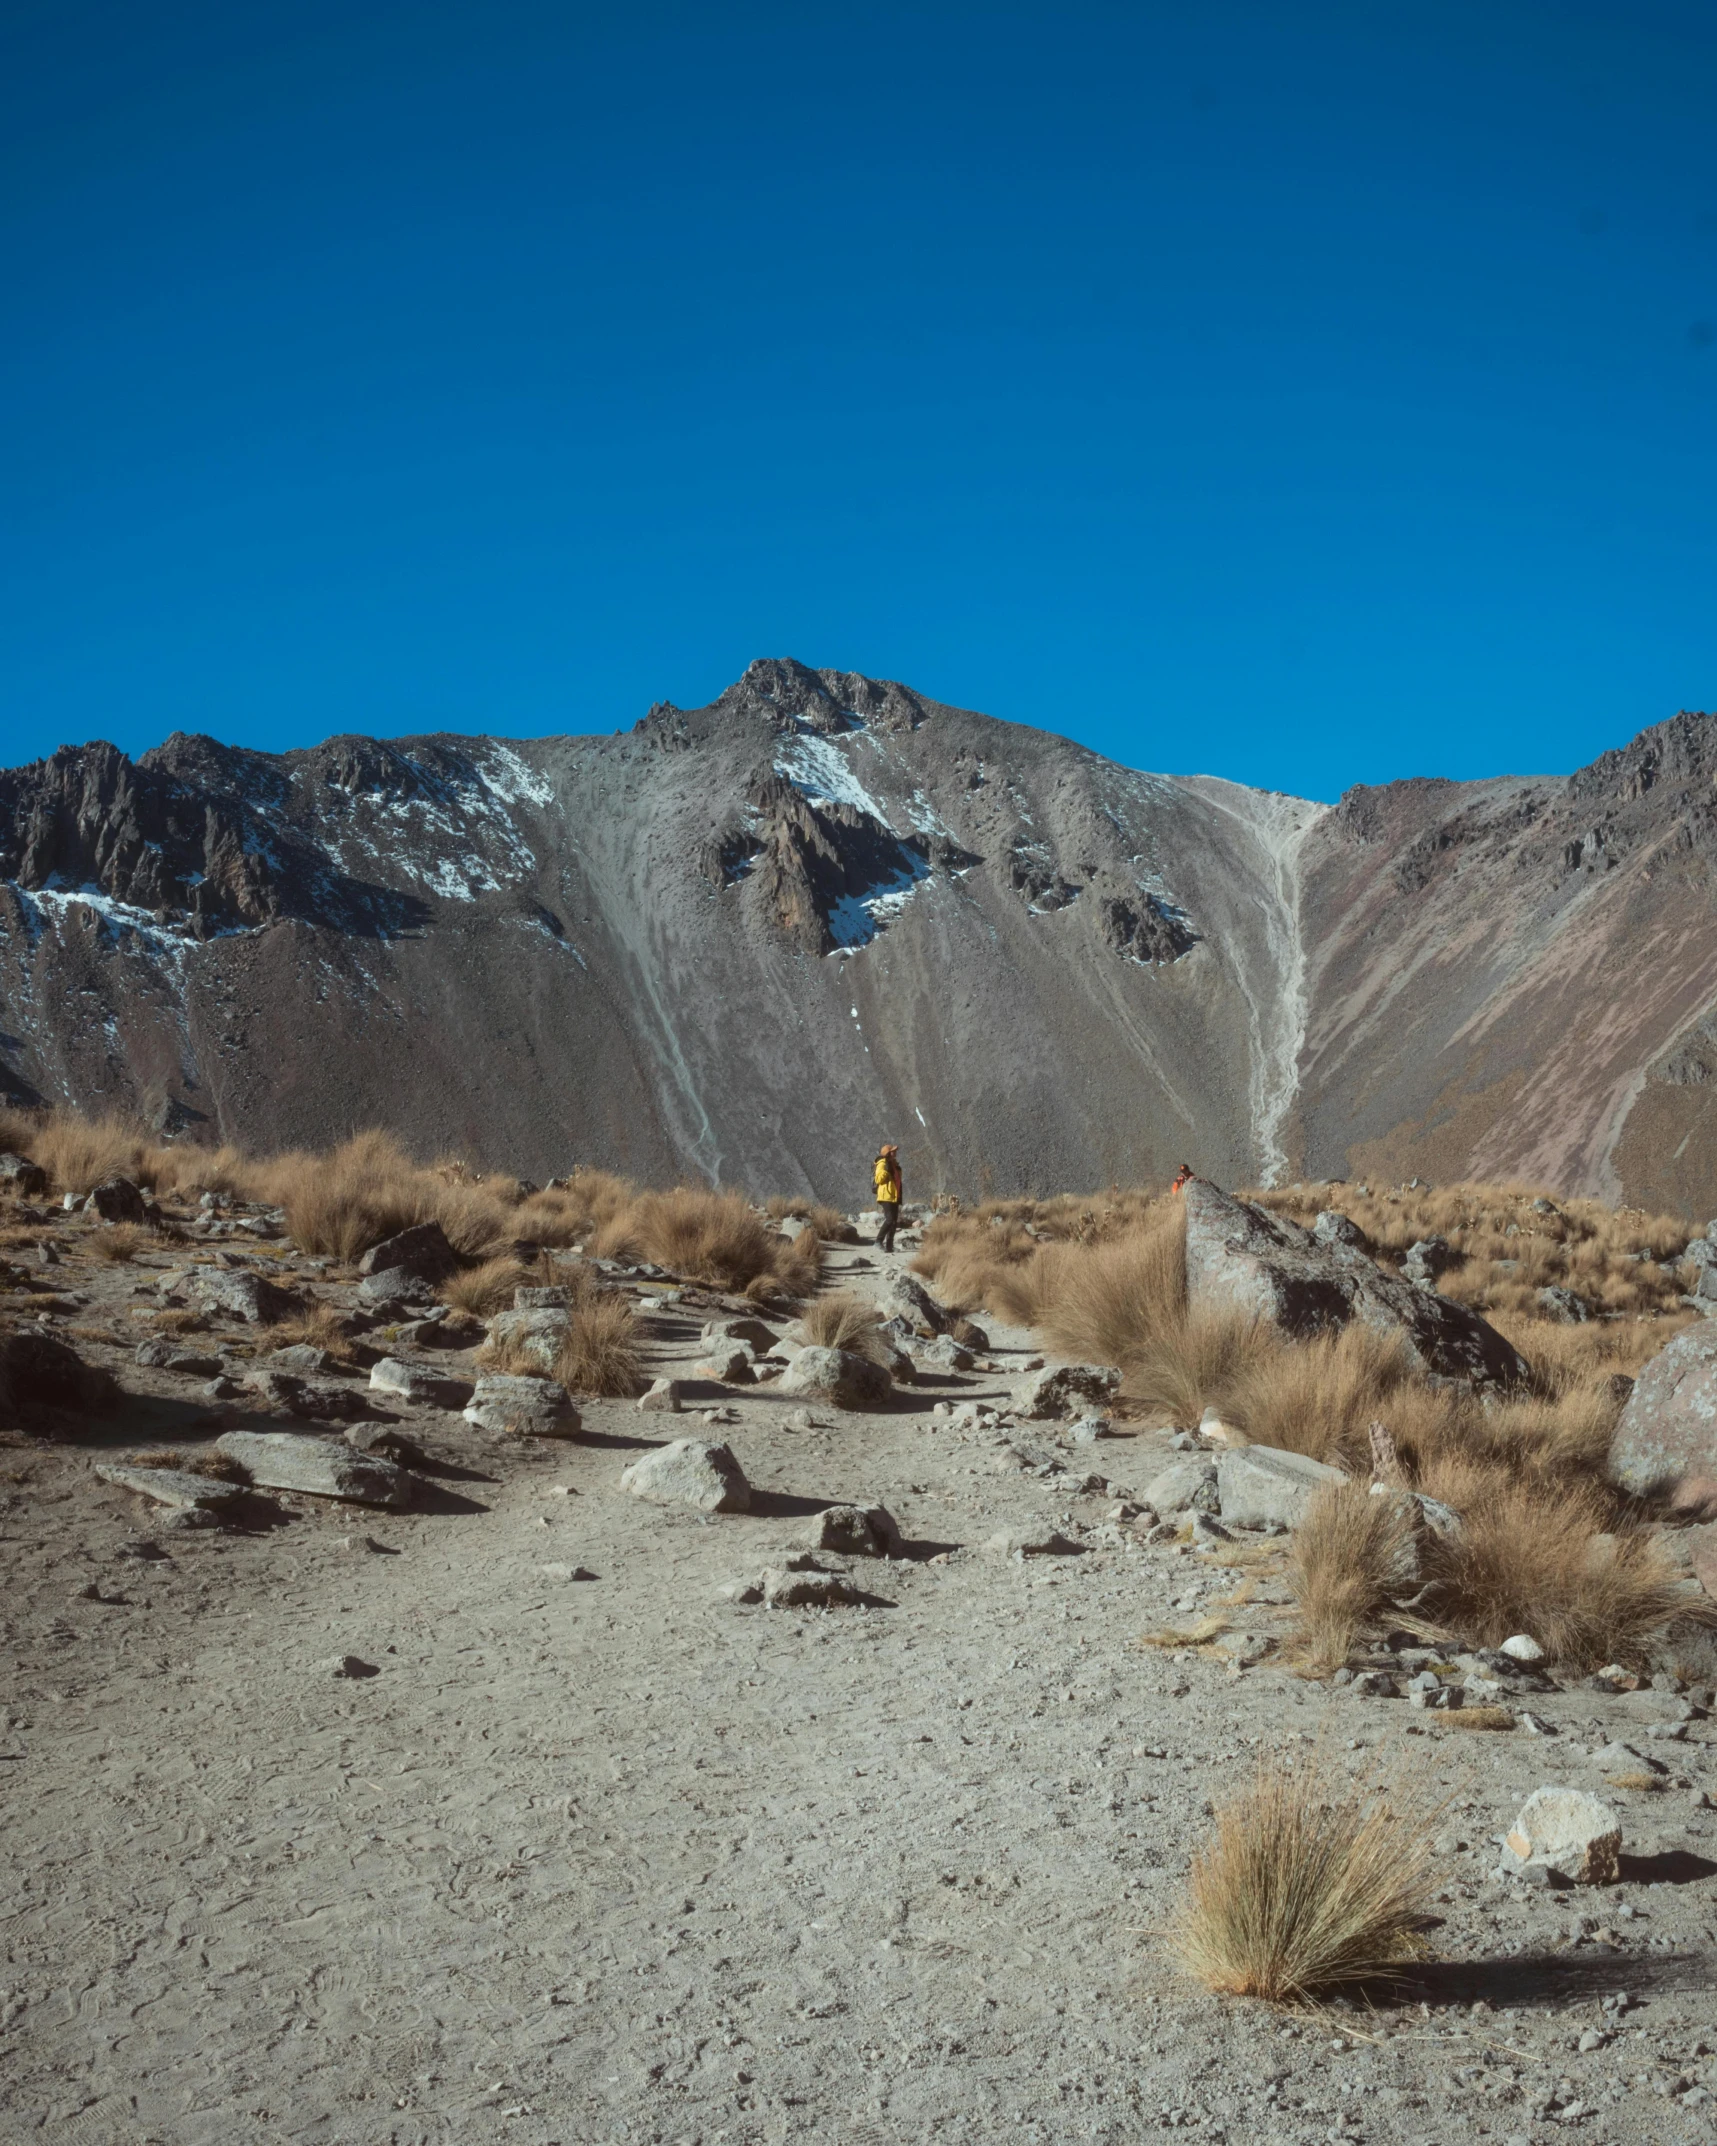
left=874, top=1154, right=902, bottom=1202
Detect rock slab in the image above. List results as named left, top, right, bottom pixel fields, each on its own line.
left=214, top=1430, right=413, bottom=1508
left=1182, top=1179, right=1528, bottom=1387
left=1216, top=1444, right=1347, bottom=1529
left=464, top=1372, right=580, bottom=1437
left=95, top=1462, right=249, bottom=1512
left=1609, top=1322, right=1717, bottom=1514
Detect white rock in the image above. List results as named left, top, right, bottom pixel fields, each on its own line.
left=1500, top=1633, right=1547, bottom=1663
left=636, top=1377, right=684, bottom=1414
left=779, top=1346, right=891, bottom=1411
left=1140, top=1458, right=1219, bottom=1516
left=368, top=1357, right=469, bottom=1410
left=1503, top=1786, right=1623, bottom=1884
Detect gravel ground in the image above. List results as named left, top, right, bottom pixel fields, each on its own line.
left=3, top=1234, right=1717, bottom=2144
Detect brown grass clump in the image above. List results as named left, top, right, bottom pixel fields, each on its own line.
left=441, top=1256, right=531, bottom=1317
left=592, top=1187, right=814, bottom=1294
left=799, top=1291, right=883, bottom=1351
left=1289, top=1482, right=1419, bottom=1671
left=1417, top=1471, right=1701, bottom=1672
left=28, top=1112, right=155, bottom=1195
left=261, top=1303, right=360, bottom=1364
left=263, top=1131, right=431, bottom=1261
left=1442, top=1707, right=1515, bottom=1732
left=83, top=1224, right=148, bottom=1264
left=1171, top=1751, right=1439, bottom=2002
left=127, top=1445, right=247, bottom=1481
left=554, top=1293, right=644, bottom=1399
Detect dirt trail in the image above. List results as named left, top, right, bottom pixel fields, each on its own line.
left=4, top=1240, right=1716, bottom=2143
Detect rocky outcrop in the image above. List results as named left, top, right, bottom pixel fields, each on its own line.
left=1608, top=1324, right=1717, bottom=1514
left=1182, top=1180, right=1529, bottom=1387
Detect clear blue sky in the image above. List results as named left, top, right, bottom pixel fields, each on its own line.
left=3, top=0, right=1714, bottom=801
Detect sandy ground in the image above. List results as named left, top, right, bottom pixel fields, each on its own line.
left=5, top=1235, right=1717, bottom=2145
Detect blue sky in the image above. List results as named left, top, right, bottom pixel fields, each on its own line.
left=2, top=0, right=1714, bottom=800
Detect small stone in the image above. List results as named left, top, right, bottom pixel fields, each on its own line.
left=368, top=1358, right=469, bottom=1410
left=760, top=1565, right=865, bottom=1609
left=319, top=1654, right=379, bottom=1679
left=1500, top=1633, right=1547, bottom=1663
left=1015, top=1363, right=1123, bottom=1421
left=779, top=1347, right=892, bottom=1411
left=805, top=1503, right=903, bottom=1559
left=637, top=1377, right=684, bottom=1413
left=536, top=1562, right=596, bottom=1581
left=1578, top=2029, right=1608, bottom=2052
left=464, top=1373, right=579, bottom=1438
left=984, top=1525, right=1084, bottom=1558
left=1516, top=1711, right=1558, bottom=1736
left=1590, top=1740, right=1667, bottom=1775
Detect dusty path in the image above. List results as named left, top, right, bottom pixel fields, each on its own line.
left=4, top=1239, right=1717, bottom=2143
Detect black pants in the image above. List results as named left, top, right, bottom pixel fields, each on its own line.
left=877, top=1201, right=900, bottom=1252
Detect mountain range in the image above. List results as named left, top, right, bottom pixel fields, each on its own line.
left=2, top=657, right=1715, bottom=1215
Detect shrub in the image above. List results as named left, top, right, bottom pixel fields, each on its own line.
left=441, top=1257, right=531, bottom=1317
left=84, top=1223, right=147, bottom=1264
left=799, top=1291, right=882, bottom=1351
left=554, top=1293, right=644, bottom=1398
left=1171, top=1752, right=1438, bottom=2002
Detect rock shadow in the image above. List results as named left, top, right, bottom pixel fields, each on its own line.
left=1619, top=1848, right=1717, bottom=1886
left=1377, top=1949, right=1717, bottom=2009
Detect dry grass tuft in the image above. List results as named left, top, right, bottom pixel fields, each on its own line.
left=127, top=1445, right=248, bottom=1481
left=84, top=1224, right=148, bottom=1264
left=1170, top=1752, right=1439, bottom=2002
left=441, top=1257, right=531, bottom=1317
left=554, top=1292, right=644, bottom=1399
left=799, top=1291, right=883, bottom=1351
left=1442, top=1707, right=1516, bottom=1732
left=1289, top=1482, right=1419, bottom=1671
left=1139, top=1614, right=1235, bottom=1649
left=261, top=1303, right=360, bottom=1364
left=29, top=1111, right=155, bottom=1195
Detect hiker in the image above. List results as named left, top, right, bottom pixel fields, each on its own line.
left=873, top=1142, right=903, bottom=1251
left=1171, top=1162, right=1194, bottom=1195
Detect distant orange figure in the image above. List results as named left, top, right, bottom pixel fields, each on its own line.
left=874, top=1143, right=903, bottom=1251
left=1171, top=1163, right=1194, bottom=1195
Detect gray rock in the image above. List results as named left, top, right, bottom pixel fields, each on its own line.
left=637, top=1376, right=685, bottom=1414
left=1501, top=1632, right=1547, bottom=1663
left=368, top=1358, right=470, bottom=1410
left=779, top=1346, right=892, bottom=1411
left=485, top=1306, right=571, bottom=1371
left=913, top=1334, right=974, bottom=1373
left=1217, top=1443, right=1347, bottom=1529
left=269, top=1343, right=336, bottom=1376
left=514, top=1284, right=569, bottom=1310
left=464, top=1372, right=580, bottom=1437
left=89, top=1175, right=149, bottom=1226
left=133, top=1336, right=222, bottom=1375
left=188, top=1267, right=300, bottom=1326
left=321, top=1654, right=379, bottom=1679
left=94, top=1462, right=249, bottom=1513
left=1609, top=1322, right=1717, bottom=1509
left=344, top=1421, right=426, bottom=1464
left=760, top=1564, right=864, bottom=1608
left=1183, top=1180, right=1528, bottom=1386
left=1403, top=1235, right=1458, bottom=1285
left=1350, top=1670, right=1399, bottom=1698
left=619, top=1437, right=750, bottom=1513
left=1503, top=1786, right=1623, bottom=1883
left=213, top=1430, right=413, bottom=1508
left=984, top=1525, right=1084, bottom=1557
left=357, top=1266, right=438, bottom=1307
left=696, top=1343, right=755, bottom=1382
left=700, top=1316, right=780, bottom=1353
left=1016, top=1362, right=1123, bottom=1420
left=875, top=1270, right=952, bottom=1336
left=1312, top=1210, right=1367, bottom=1249
left=1141, top=1457, right=1220, bottom=1517
left=0, top=1152, right=48, bottom=1196
left=1408, top=1678, right=1465, bottom=1710
left=806, top=1502, right=903, bottom=1558
left=357, top=1221, right=458, bottom=1282
left=1537, top=1285, right=1592, bottom=1324
left=1590, top=1739, right=1667, bottom=1776
left=1066, top=1415, right=1110, bottom=1446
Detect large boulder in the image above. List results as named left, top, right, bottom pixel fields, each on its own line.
left=358, top=1221, right=458, bottom=1282
left=620, top=1438, right=751, bottom=1513
left=0, top=1152, right=49, bottom=1197
left=806, top=1502, right=904, bottom=1558
left=464, top=1372, right=579, bottom=1437
left=1141, top=1457, right=1220, bottom=1517
left=1182, top=1180, right=1528, bottom=1387
left=485, top=1306, right=570, bottom=1372
left=1216, top=1444, right=1347, bottom=1528
left=1, top=1331, right=115, bottom=1411
left=1609, top=1324, right=1717, bottom=1513
left=1502, top=1787, right=1622, bottom=1885
left=779, top=1346, right=892, bottom=1411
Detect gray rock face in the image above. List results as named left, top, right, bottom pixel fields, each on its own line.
left=464, top=1372, right=579, bottom=1437
left=700, top=1316, right=780, bottom=1354
left=1141, top=1458, right=1220, bottom=1517
left=514, top=1284, right=569, bottom=1310
left=1182, top=1180, right=1529, bottom=1387
left=637, top=1377, right=684, bottom=1414
left=912, top=1335, right=973, bottom=1373
left=1016, top=1363, right=1123, bottom=1420
left=358, top=1266, right=438, bottom=1307
left=1402, top=1236, right=1457, bottom=1286
left=779, top=1347, right=892, bottom=1410
left=1503, top=1787, right=1623, bottom=1884
left=368, top=1358, right=470, bottom=1410
left=485, top=1306, right=570, bottom=1371
left=95, top=1462, right=249, bottom=1512
left=620, top=1438, right=751, bottom=1513
left=806, top=1502, right=903, bottom=1558
left=1609, top=1322, right=1717, bottom=1512
left=696, top=1343, right=755, bottom=1382
left=134, top=1337, right=222, bottom=1375
left=269, top=1343, right=336, bottom=1376
left=188, top=1267, right=299, bottom=1326
left=1312, top=1210, right=1366, bottom=1249
left=1216, top=1444, right=1347, bottom=1529
left=875, top=1272, right=952, bottom=1337
left=213, top=1430, right=414, bottom=1508
left=89, top=1175, right=149, bottom=1226
left=358, top=1222, right=457, bottom=1282
left=1537, top=1284, right=1592, bottom=1323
